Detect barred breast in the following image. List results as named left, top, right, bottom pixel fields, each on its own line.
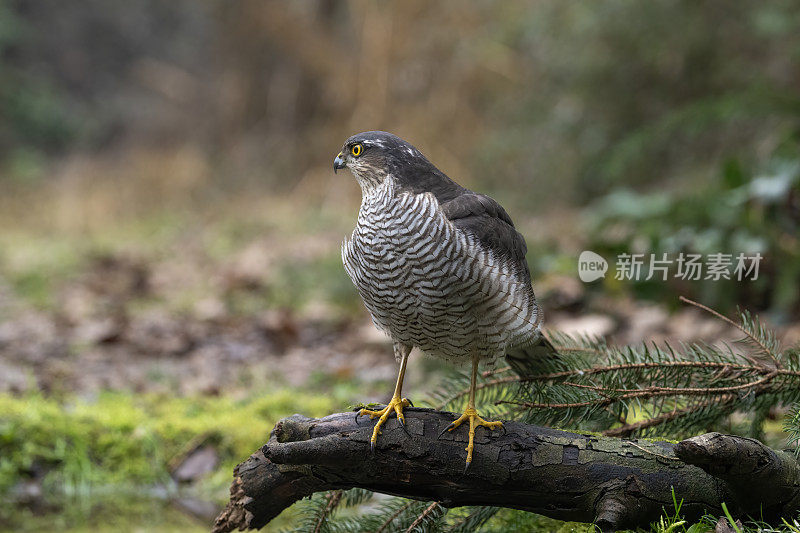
left=342, top=177, right=540, bottom=363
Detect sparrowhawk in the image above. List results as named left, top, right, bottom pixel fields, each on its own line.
left=334, top=131, right=556, bottom=468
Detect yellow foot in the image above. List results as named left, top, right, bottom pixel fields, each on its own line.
left=358, top=396, right=412, bottom=452
left=446, top=407, right=503, bottom=468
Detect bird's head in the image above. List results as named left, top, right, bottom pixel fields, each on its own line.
left=333, top=131, right=427, bottom=191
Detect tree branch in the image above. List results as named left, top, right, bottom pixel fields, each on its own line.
left=213, top=408, right=800, bottom=533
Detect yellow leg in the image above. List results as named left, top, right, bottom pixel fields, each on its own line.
left=447, top=357, right=503, bottom=468
left=359, top=344, right=412, bottom=451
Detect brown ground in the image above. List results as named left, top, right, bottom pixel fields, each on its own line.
left=3, top=238, right=798, bottom=399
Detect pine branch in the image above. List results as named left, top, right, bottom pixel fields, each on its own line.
left=444, top=507, right=499, bottom=533
left=561, top=369, right=778, bottom=395
left=436, top=301, right=799, bottom=439
left=679, top=296, right=782, bottom=368
left=482, top=366, right=510, bottom=378
left=785, top=403, right=800, bottom=457
left=375, top=500, right=415, bottom=533
left=439, top=361, right=764, bottom=410
left=602, top=396, right=734, bottom=437
left=499, top=369, right=795, bottom=438
left=314, top=491, right=343, bottom=533
left=404, top=502, right=443, bottom=533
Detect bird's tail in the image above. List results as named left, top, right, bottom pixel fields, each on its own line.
left=505, top=335, right=562, bottom=378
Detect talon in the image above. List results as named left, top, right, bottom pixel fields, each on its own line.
left=397, top=415, right=411, bottom=436
left=438, top=422, right=456, bottom=439
left=407, top=399, right=414, bottom=407
left=357, top=396, right=412, bottom=451
left=445, top=408, right=503, bottom=468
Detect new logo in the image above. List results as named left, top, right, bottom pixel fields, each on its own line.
left=578, top=250, right=608, bottom=282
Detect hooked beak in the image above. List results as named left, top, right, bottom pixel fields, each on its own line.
left=333, top=152, right=346, bottom=173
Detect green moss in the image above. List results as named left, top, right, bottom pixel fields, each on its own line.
left=0, top=390, right=337, bottom=496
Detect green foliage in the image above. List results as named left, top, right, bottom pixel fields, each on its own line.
left=785, top=403, right=800, bottom=456
left=286, top=495, right=497, bottom=533
left=585, top=154, right=800, bottom=314
left=721, top=503, right=743, bottom=533
left=0, top=2, right=76, bottom=174
left=651, top=489, right=687, bottom=533
left=474, top=1, right=800, bottom=207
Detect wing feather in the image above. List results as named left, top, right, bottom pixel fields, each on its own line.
left=440, top=192, right=530, bottom=280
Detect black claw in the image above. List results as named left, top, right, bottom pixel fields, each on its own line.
left=370, top=440, right=376, bottom=454
left=407, top=399, right=414, bottom=407
left=498, top=424, right=507, bottom=437
left=354, top=410, right=361, bottom=424
left=398, top=417, right=410, bottom=435
left=463, top=461, right=472, bottom=475
left=438, top=422, right=456, bottom=439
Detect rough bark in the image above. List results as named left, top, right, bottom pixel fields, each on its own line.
left=213, top=408, right=800, bottom=532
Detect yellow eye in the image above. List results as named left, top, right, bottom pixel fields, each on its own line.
left=351, top=144, right=363, bottom=157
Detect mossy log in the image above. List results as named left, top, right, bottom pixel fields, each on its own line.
left=212, top=408, right=800, bottom=532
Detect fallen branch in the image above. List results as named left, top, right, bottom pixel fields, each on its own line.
left=212, top=408, right=800, bottom=532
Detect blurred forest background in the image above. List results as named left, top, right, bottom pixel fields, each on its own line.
left=1, top=1, right=800, bottom=531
